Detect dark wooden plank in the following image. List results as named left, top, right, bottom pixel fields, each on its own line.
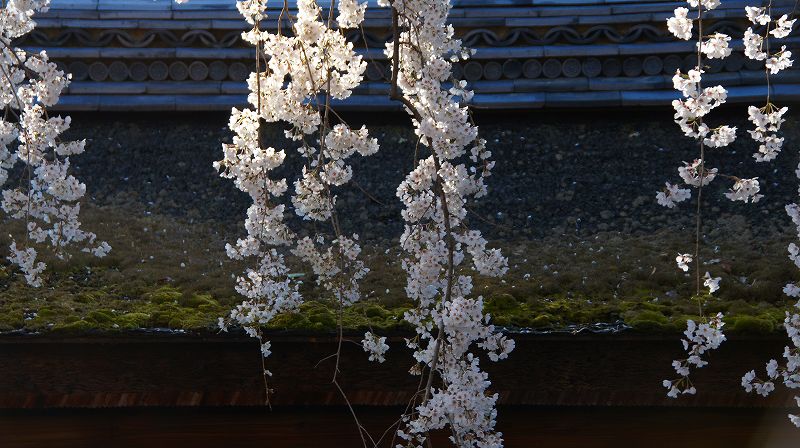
left=1, top=406, right=798, bottom=448
left=0, top=335, right=794, bottom=409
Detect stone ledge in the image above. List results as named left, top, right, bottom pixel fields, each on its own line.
left=0, top=334, right=794, bottom=409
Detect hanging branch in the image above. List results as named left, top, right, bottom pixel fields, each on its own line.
left=0, top=0, right=110, bottom=288
left=387, top=0, right=515, bottom=445
left=739, top=1, right=800, bottom=428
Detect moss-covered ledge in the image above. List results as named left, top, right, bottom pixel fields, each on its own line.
left=0, top=278, right=794, bottom=336
left=0, top=207, right=795, bottom=337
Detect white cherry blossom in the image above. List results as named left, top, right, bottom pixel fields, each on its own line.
left=1, top=0, right=109, bottom=286
left=362, top=332, right=389, bottom=363
left=676, top=253, right=693, bottom=272
left=388, top=0, right=514, bottom=444
left=742, top=142, right=800, bottom=427
left=744, top=28, right=767, bottom=61
left=657, top=182, right=691, bottom=209
left=688, top=0, right=720, bottom=10
left=725, top=178, right=763, bottom=203
left=703, top=125, right=736, bottom=148
left=746, top=6, right=771, bottom=25
left=748, top=104, right=788, bottom=162
left=766, top=47, right=793, bottom=74
left=215, top=0, right=380, bottom=397
left=678, top=159, right=717, bottom=187
left=698, top=33, right=731, bottom=59
left=771, top=15, right=796, bottom=39
left=667, top=7, right=694, bottom=40
left=664, top=314, right=726, bottom=398
left=703, top=271, right=721, bottom=294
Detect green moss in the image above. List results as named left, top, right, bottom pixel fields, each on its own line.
left=114, top=312, right=151, bottom=330
left=363, top=304, right=389, bottom=319
left=300, top=302, right=337, bottom=330
left=269, top=312, right=312, bottom=329
left=543, top=300, right=568, bottom=314
left=485, top=294, right=520, bottom=314
left=52, top=319, right=94, bottom=333
left=728, top=315, right=775, bottom=334
left=36, top=307, right=59, bottom=320
left=704, top=300, right=730, bottom=315
left=86, top=310, right=115, bottom=326
left=530, top=313, right=558, bottom=328
left=147, top=286, right=183, bottom=304
left=639, top=302, right=667, bottom=313
left=171, top=312, right=210, bottom=329
left=340, top=311, right=372, bottom=330
left=180, top=294, right=219, bottom=308
left=755, top=307, right=787, bottom=326
left=726, top=299, right=758, bottom=316
left=624, top=309, right=670, bottom=331
left=664, top=314, right=701, bottom=332
left=148, top=305, right=179, bottom=327
left=0, top=205, right=794, bottom=335
left=74, top=291, right=105, bottom=303
left=0, top=314, right=23, bottom=331
left=490, top=314, right=512, bottom=327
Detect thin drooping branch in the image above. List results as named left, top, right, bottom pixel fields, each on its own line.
left=739, top=0, right=800, bottom=427
left=387, top=0, right=514, bottom=445
left=0, top=1, right=110, bottom=288
left=215, top=1, right=381, bottom=446
left=661, top=0, right=791, bottom=401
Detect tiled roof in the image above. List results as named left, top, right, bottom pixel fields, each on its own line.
left=14, top=0, right=800, bottom=109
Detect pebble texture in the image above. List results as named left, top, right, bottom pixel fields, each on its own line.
left=66, top=110, right=800, bottom=241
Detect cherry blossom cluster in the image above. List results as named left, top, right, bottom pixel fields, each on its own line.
left=386, top=0, right=514, bottom=445
left=740, top=309, right=800, bottom=426
left=0, top=0, right=109, bottom=287
left=361, top=331, right=389, bottom=363
left=727, top=5, right=798, bottom=428
left=661, top=0, right=740, bottom=396
left=671, top=66, right=732, bottom=148
left=725, top=177, right=763, bottom=203
left=744, top=7, right=794, bottom=72
left=214, top=106, right=299, bottom=347
left=656, top=182, right=691, bottom=208
left=676, top=253, right=693, bottom=272
left=292, top=124, right=378, bottom=220
left=293, top=234, right=368, bottom=307
left=743, top=6, right=794, bottom=163
left=742, top=165, right=800, bottom=426
left=661, top=0, right=800, bottom=425
left=214, top=0, right=379, bottom=388
left=237, top=0, right=368, bottom=136
left=661, top=0, right=775, bottom=209
left=663, top=313, right=726, bottom=397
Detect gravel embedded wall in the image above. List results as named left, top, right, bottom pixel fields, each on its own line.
left=66, top=109, right=799, bottom=243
